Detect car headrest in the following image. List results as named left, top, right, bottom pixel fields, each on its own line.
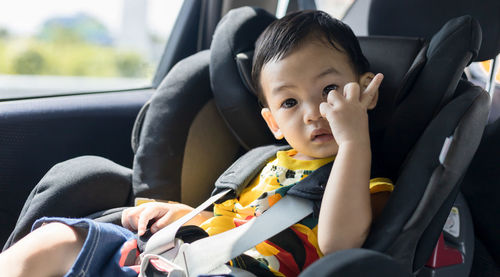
left=371, top=15, right=481, bottom=180
left=210, top=7, right=277, bottom=150
left=368, top=0, right=500, bottom=61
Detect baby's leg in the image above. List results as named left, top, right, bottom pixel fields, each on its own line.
left=0, top=222, right=87, bottom=277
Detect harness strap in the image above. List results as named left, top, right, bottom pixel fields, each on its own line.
left=179, top=195, right=313, bottom=276
left=143, top=189, right=231, bottom=255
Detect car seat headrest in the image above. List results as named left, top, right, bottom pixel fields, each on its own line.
left=359, top=37, right=425, bottom=138
left=210, top=7, right=277, bottom=150
left=368, top=0, right=500, bottom=61
left=371, top=15, right=482, bottom=180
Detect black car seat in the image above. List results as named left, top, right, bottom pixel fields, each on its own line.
left=366, top=0, right=500, bottom=275
left=208, top=6, right=489, bottom=276
left=4, top=5, right=490, bottom=277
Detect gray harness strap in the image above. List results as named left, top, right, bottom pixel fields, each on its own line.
left=212, top=144, right=333, bottom=215
left=212, top=144, right=291, bottom=199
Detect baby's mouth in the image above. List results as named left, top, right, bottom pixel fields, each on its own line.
left=310, top=129, right=334, bottom=142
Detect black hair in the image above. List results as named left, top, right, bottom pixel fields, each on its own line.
left=252, top=10, right=370, bottom=106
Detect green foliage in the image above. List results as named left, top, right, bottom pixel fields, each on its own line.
left=0, top=28, right=9, bottom=39
left=0, top=14, right=154, bottom=78
left=39, top=24, right=85, bottom=45
left=13, top=48, right=46, bottom=74
left=115, top=52, right=148, bottom=77
left=0, top=38, right=152, bottom=78
left=38, top=13, right=112, bottom=45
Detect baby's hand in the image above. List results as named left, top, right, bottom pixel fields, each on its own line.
left=121, top=202, right=194, bottom=236
left=319, top=73, right=383, bottom=146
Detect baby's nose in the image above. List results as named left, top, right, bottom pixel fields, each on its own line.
left=304, top=104, right=323, bottom=123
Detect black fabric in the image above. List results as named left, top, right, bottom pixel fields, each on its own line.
left=286, top=162, right=333, bottom=217
left=365, top=82, right=489, bottom=270
left=368, top=0, right=500, bottom=61
left=358, top=37, right=426, bottom=177
left=299, top=248, right=412, bottom=277
left=414, top=183, right=462, bottom=271
left=230, top=254, right=276, bottom=277
left=360, top=37, right=425, bottom=109
left=88, top=207, right=127, bottom=225
left=267, top=228, right=307, bottom=271
left=138, top=225, right=209, bottom=253
left=470, top=237, right=500, bottom=276
left=287, top=163, right=332, bottom=201
left=412, top=83, right=489, bottom=271
left=461, top=117, right=500, bottom=265
left=3, top=156, right=133, bottom=250
left=131, top=99, right=151, bottom=154
left=235, top=51, right=256, bottom=94
left=375, top=16, right=481, bottom=181
left=212, top=144, right=289, bottom=201
left=210, top=7, right=277, bottom=150
left=132, top=50, right=212, bottom=201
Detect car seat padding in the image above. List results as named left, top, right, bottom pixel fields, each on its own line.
left=132, top=50, right=213, bottom=201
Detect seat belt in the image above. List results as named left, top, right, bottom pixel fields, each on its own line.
left=141, top=190, right=313, bottom=276
left=181, top=194, right=313, bottom=276
left=143, top=189, right=232, bottom=255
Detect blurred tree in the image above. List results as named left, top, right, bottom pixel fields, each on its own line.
left=38, top=13, right=112, bottom=45
left=12, top=49, right=46, bottom=74
left=0, top=28, right=9, bottom=39
left=115, top=52, right=147, bottom=77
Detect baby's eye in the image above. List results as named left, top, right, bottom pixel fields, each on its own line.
left=281, top=98, right=297, bottom=108
left=322, top=84, right=338, bottom=97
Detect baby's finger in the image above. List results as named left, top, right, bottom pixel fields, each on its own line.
left=326, top=88, right=343, bottom=105
left=319, top=102, right=332, bottom=119
left=344, top=82, right=360, bottom=102
left=137, top=207, right=160, bottom=236
left=150, top=212, right=174, bottom=233
left=361, top=73, right=383, bottom=107
left=121, top=206, right=144, bottom=231
left=121, top=209, right=132, bottom=230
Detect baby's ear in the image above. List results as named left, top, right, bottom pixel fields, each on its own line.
left=261, top=108, right=284, bottom=139
left=360, top=72, right=379, bottom=110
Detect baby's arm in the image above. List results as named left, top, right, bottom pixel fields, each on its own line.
left=122, top=202, right=213, bottom=236
left=317, top=74, right=383, bottom=255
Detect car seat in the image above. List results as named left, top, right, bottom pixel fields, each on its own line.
left=365, top=0, right=500, bottom=274
left=208, top=7, right=489, bottom=276
left=4, top=6, right=490, bottom=277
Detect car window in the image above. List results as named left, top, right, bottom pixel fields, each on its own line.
left=0, top=0, right=184, bottom=99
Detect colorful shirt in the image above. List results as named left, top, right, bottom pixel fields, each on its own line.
left=200, top=149, right=393, bottom=276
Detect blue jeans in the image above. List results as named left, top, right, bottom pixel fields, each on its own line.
left=33, top=217, right=138, bottom=277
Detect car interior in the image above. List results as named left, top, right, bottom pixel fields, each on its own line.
left=0, top=0, right=499, bottom=276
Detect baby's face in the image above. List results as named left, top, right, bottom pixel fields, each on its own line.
left=260, top=40, right=360, bottom=160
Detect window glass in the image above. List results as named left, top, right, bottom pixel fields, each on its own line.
left=0, top=0, right=184, bottom=99
left=316, top=0, right=354, bottom=19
